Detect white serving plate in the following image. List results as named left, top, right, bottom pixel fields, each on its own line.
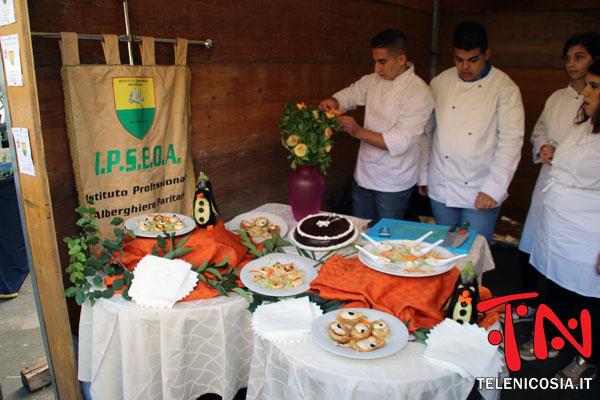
left=357, top=240, right=456, bottom=277
left=240, top=253, right=318, bottom=296
left=124, top=212, right=195, bottom=238
left=311, top=308, right=409, bottom=360
left=225, top=211, right=288, bottom=243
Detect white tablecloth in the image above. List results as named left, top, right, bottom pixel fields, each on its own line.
left=247, top=335, right=476, bottom=400
left=253, top=203, right=495, bottom=282
left=78, top=294, right=252, bottom=400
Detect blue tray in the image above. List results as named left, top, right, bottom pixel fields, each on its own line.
left=366, top=218, right=477, bottom=254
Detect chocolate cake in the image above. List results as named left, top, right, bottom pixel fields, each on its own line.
left=292, top=213, right=356, bottom=250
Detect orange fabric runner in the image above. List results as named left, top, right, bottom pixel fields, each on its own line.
left=105, top=220, right=255, bottom=300
left=310, top=255, right=501, bottom=331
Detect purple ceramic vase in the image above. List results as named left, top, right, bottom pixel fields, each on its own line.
left=288, top=164, right=325, bottom=221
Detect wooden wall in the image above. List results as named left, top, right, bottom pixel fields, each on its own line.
left=437, top=0, right=600, bottom=221
left=27, top=0, right=432, bottom=329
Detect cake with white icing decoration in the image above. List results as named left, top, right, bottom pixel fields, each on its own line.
left=292, top=213, right=356, bottom=250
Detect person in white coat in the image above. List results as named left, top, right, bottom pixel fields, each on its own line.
left=319, top=29, right=434, bottom=220
left=517, top=32, right=600, bottom=321
left=519, top=59, right=600, bottom=386
left=418, top=21, right=525, bottom=242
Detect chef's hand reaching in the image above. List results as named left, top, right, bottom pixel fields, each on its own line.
left=338, top=115, right=361, bottom=136
left=319, top=97, right=340, bottom=112
left=540, top=144, right=556, bottom=165
left=474, top=192, right=497, bottom=210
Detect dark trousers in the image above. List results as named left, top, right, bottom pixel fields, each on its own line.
left=543, top=279, right=600, bottom=365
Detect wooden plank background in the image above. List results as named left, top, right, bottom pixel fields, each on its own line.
left=28, top=0, right=433, bottom=332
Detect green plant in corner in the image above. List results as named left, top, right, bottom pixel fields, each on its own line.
left=63, top=199, right=136, bottom=306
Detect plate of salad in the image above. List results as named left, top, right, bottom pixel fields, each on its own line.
left=240, top=253, right=318, bottom=296
left=357, top=240, right=456, bottom=277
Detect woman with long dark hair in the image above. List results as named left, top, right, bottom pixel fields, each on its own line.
left=522, top=59, right=600, bottom=385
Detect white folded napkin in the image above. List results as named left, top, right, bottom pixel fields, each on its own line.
left=252, top=297, right=323, bottom=343
left=423, top=318, right=503, bottom=379
left=128, top=254, right=198, bottom=309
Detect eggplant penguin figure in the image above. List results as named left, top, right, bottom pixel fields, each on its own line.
left=448, top=261, right=480, bottom=325
left=193, top=172, right=220, bottom=228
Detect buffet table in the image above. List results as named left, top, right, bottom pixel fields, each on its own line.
left=254, top=203, right=495, bottom=281
left=77, top=202, right=497, bottom=400
left=78, top=294, right=252, bottom=400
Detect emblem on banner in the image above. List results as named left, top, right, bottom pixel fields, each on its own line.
left=113, top=77, right=156, bottom=139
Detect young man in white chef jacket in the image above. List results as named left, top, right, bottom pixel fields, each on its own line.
left=319, top=29, right=434, bottom=220
left=418, top=21, right=525, bottom=242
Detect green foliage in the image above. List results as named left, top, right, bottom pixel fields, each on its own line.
left=279, top=102, right=339, bottom=175
left=236, top=229, right=292, bottom=258
left=191, top=252, right=250, bottom=302
left=63, top=199, right=136, bottom=306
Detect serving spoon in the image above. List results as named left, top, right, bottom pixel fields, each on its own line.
left=409, top=239, right=444, bottom=257
left=403, top=231, right=434, bottom=248
left=424, top=254, right=467, bottom=267
left=354, top=245, right=392, bottom=264
left=360, top=232, right=392, bottom=252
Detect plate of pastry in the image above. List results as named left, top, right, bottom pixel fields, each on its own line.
left=311, top=308, right=409, bottom=359
left=124, top=213, right=196, bottom=238
left=240, top=253, right=318, bottom=296
left=357, top=240, right=456, bottom=277
left=226, top=211, right=288, bottom=243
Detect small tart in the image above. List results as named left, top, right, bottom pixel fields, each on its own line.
left=255, top=217, right=268, bottom=227
left=351, top=335, right=385, bottom=352
left=371, top=319, right=390, bottom=338
left=337, top=310, right=364, bottom=326
left=350, top=322, right=372, bottom=340
left=328, top=321, right=351, bottom=343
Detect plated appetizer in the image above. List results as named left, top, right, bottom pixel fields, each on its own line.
left=249, top=262, right=305, bottom=290
left=137, top=214, right=187, bottom=234
left=240, top=216, right=281, bottom=239
left=328, top=310, right=389, bottom=352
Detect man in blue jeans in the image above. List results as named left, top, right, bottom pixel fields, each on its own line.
left=320, top=29, right=434, bottom=220
left=418, top=21, right=524, bottom=242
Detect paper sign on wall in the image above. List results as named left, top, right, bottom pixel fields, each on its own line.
left=1, top=33, right=23, bottom=86
left=12, top=127, right=35, bottom=176
left=0, top=0, right=15, bottom=26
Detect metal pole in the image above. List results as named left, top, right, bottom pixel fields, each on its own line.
left=122, top=0, right=134, bottom=65
left=429, top=0, right=440, bottom=82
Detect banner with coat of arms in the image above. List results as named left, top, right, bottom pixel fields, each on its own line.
left=60, top=33, right=195, bottom=239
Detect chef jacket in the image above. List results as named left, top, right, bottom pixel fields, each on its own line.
left=519, top=86, right=582, bottom=254
left=530, top=121, right=600, bottom=298
left=419, top=66, right=524, bottom=207
left=333, top=63, right=434, bottom=192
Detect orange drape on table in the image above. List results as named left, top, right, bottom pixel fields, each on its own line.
left=310, top=255, right=501, bottom=331
left=105, top=220, right=255, bottom=300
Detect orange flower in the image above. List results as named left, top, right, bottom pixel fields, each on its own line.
left=286, top=134, right=299, bottom=146
left=325, top=145, right=332, bottom=153
left=312, top=110, right=319, bottom=119
left=294, top=143, right=307, bottom=157
left=326, top=107, right=342, bottom=119
left=296, top=102, right=307, bottom=110
left=323, top=127, right=333, bottom=137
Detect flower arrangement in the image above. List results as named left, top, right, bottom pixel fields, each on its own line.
left=279, top=102, right=341, bottom=174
